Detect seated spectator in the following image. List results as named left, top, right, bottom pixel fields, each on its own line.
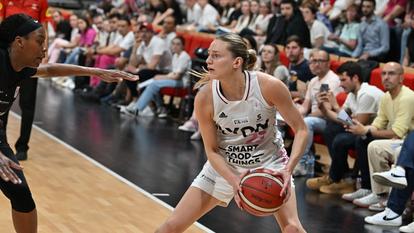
left=230, top=0, right=253, bottom=34
left=364, top=131, right=414, bottom=228
left=182, top=0, right=201, bottom=26
left=382, top=0, right=408, bottom=61
left=121, top=36, right=191, bottom=117
left=381, top=0, right=407, bottom=27
left=195, top=0, right=219, bottom=32
left=123, top=22, right=172, bottom=109
left=300, top=1, right=337, bottom=49
left=293, top=49, right=342, bottom=176
left=48, top=14, right=80, bottom=64
left=326, top=0, right=353, bottom=22
left=216, top=0, right=236, bottom=27
left=306, top=61, right=383, bottom=194
left=51, top=9, right=72, bottom=42
left=252, top=0, right=273, bottom=36
left=324, top=4, right=360, bottom=57
left=403, top=13, right=414, bottom=67
left=265, top=0, right=311, bottom=48
left=352, top=0, right=390, bottom=62
left=62, top=15, right=97, bottom=89
left=285, top=35, right=314, bottom=101
left=342, top=62, right=414, bottom=209
left=157, top=15, right=177, bottom=47
left=259, top=44, right=289, bottom=85
left=89, top=14, right=134, bottom=87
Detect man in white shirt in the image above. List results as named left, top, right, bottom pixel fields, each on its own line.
left=293, top=49, right=342, bottom=176
left=306, top=61, right=383, bottom=194
left=124, top=22, right=172, bottom=101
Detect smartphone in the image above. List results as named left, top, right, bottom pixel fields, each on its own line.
left=337, top=109, right=354, bottom=126
left=320, top=84, right=330, bottom=92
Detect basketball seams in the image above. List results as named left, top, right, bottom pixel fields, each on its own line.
left=238, top=171, right=286, bottom=216
left=238, top=191, right=281, bottom=213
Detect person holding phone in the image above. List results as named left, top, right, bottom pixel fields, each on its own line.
left=293, top=49, right=342, bottom=177
left=306, top=61, right=383, bottom=195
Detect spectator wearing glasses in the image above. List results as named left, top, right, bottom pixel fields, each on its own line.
left=342, top=62, right=414, bottom=209
left=293, top=49, right=342, bottom=176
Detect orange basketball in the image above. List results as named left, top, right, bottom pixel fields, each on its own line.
left=238, top=168, right=287, bottom=217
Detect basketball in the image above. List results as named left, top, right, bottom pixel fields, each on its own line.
left=238, top=168, right=287, bottom=217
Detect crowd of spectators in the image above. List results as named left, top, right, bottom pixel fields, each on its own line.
left=44, top=0, right=414, bottom=231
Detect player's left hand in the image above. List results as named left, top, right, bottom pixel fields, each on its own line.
left=271, top=169, right=291, bottom=203
left=94, top=69, right=139, bottom=82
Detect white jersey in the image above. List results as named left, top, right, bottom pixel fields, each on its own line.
left=212, top=71, right=287, bottom=171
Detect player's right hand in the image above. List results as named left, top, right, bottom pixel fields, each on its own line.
left=0, top=153, right=22, bottom=184
left=233, top=170, right=249, bottom=210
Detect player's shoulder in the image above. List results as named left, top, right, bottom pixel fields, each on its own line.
left=256, top=71, right=287, bottom=90
left=195, top=80, right=213, bottom=102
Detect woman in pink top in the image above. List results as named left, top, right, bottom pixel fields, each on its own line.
left=65, top=16, right=97, bottom=65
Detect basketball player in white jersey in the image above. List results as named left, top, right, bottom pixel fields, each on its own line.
left=156, top=33, right=308, bottom=233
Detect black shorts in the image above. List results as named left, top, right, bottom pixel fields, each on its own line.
left=0, top=130, right=36, bottom=212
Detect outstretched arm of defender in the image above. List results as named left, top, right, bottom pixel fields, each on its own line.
left=33, top=64, right=139, bottom=83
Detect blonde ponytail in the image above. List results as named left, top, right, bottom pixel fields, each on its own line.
left=245, top=49, right=257, bottom=71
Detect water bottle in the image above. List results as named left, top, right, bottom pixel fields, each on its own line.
left=305, top=154, right=315, bottom=177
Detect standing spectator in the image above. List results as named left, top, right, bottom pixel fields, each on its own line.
left=0, top=0, right=51, bottom=160
left=352, top=0, right=390, bottom=62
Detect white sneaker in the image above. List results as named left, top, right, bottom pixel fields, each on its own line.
left=126, top=100, right=137, bottom=112
left=292, top=162, right=307, bottom=177
left=139, top=106, right=155, bottom=117
left=373, top=167, right=407, bottom=189
left=368, top=200, right=387, bottom=212
left=364, top=208, right=402, bottom=226
left=157, top=107, right=168, bottom=118
left=178, top=120, right=197, bottom=132
left=190, top=131, right=201, bottom=140
left=400, top=221, right=414, bottom=232
left=342, top=189, right=371, bottom=202
left=120, top=106, right=137, bottom=117
left=353, top=193, right=380, bottom=208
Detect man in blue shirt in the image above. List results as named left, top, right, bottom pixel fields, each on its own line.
left=352, top=0, right=390, bottom=62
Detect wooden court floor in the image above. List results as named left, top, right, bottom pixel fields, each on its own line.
left=0, top=115, right=209, bottom=233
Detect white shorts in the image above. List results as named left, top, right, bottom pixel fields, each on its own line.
left=191, top=160, right=294, bottom=207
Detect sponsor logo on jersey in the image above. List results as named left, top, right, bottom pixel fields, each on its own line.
left=219, top=112, right=227, bottom=118
left=217, top=119, right=269, bottom=138
left=256, top=114, right=262, bottom=121
left=224, top=145, right=263, bottom=166
left=233, top=117, right=249, bottom=125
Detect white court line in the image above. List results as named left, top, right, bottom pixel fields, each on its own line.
left=11, top=112, right=214, bottom=233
